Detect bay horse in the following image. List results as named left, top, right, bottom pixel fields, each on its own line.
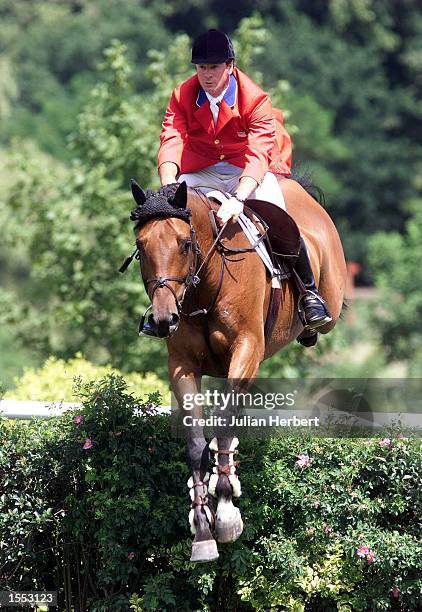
left=125, top=177, right=347, bottom=562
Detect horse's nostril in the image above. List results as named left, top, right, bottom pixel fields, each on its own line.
left=170, top=313, right=180, bottom=327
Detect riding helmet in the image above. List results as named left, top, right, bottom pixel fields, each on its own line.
left=191, top=29, right=235, bottom=64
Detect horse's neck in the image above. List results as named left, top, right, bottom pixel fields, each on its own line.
left=189, top=191, right=216, bottom=250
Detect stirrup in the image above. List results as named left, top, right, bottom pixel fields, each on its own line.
left=298, top=290, right=332, bottom=329
left=297, top=329, right=319, bottom=347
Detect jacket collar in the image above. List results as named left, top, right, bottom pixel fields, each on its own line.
left=195, top=73, right=237, bottom=108
left=194, top=74, right=239, bottom=135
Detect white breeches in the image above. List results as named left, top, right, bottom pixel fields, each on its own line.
left=178, top=162, right=286, bottom=210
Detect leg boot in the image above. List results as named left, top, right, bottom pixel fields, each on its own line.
left=294, top=237, right=332, bottom=330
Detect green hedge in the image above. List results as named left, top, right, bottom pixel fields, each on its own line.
left=0, top=376, right=420, bottom=611
left=3, top=353, right=170, bottom=403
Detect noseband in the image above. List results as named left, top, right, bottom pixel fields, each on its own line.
left=141, top=223, right=201, bottom=315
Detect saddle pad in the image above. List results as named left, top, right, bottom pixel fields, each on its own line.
left=206, top=190, right=290, bottom=283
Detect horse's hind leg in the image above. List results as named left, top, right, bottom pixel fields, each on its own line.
left=210, top=332, right=263, bottom=543
left=170, top=365, right=218, bottom=562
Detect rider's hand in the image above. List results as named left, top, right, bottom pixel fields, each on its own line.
left=216, top=196, right=244, bottom=224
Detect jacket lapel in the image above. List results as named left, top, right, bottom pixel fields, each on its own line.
left=194, top=104, right=214, bottom=136
left=194, top=86, right=214, bottom=136
left=215, top=99, right=239, bottom=134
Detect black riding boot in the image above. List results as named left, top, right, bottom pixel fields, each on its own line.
left=294, top=237, right=332, bottom=330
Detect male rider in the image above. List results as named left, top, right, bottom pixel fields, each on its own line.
left=158, top=29, right=331, bottom=330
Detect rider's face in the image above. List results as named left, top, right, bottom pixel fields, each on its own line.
left=196, top=62, right=233, bottom=97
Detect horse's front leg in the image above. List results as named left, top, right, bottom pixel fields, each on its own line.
left=170, top=361, right=218, bottom=562
left=209, top=332, right=263, bottom=543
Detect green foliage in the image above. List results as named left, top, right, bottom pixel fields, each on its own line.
left=1, top=41, right=166, bottom=374
left=252, top=1, right=421, bottom=267
left=1, top=376, right=421, bottom=610
left=368, top=200, right=422, bottom=373
left=0, top=325, right=41, bottom=391
left=0, top=0, right=169, bottom=159
left=3, top=353, right=170, bottom=403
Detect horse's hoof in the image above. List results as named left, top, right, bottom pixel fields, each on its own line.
left=215, top=498, right=244, bottom=543
left=190, top=539, right=219, bottom=563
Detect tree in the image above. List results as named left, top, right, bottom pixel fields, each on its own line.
left=368, top=198, right=422, bottom=374
left=0, top=0, right=169, bottom=159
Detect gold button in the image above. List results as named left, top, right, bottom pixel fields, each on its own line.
left=214, top=139, right=220, bottom=144
left=219, top=154, right=225, bottom=160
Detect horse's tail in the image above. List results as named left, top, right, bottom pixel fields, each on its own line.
left=339, top=299, right=349, bottom=320
left=291, top=165, right=326, bottom=207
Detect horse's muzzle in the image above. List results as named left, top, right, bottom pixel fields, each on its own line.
left=138, top=306, right=180, bottom=339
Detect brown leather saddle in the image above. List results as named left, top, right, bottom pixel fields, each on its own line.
left=243, top=198, right=301, bottom=262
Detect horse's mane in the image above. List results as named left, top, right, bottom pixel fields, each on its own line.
left=130, top=183, right=192, bottom=228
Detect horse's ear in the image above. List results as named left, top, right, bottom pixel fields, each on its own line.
left=172, top=181, right=187, bottom=209
left=130, top=179, right=146, bottom=206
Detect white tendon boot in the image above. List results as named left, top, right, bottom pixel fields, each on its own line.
left=208, top=437, right=243, bottom=543
left=187, top=473, right=219, bottom=562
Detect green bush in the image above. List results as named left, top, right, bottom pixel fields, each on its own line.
left=0, top=376, right=420, bottom=611
left=3, top=353, right=170, bottom=403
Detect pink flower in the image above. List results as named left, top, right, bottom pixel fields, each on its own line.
left=391, top=585, right=400, bottom=599
left=74, top=415, right=84, bottom=425
left=366, top=549, right=376, bottom=564
left=82, top=438, right=93, bottom=449
left=324, top=526, right=333, bottom=535
left=356, top=544, right=376, bottom=563
left=296, top=453, right=311, bottom=468
left=379, top=438, right=392, bottom=448
left=128, top=552, right=135, bottom=560
left=396, top=433, right=407, bottom=441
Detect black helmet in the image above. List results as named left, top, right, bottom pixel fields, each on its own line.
left=191, top=29, right=235, bottom=64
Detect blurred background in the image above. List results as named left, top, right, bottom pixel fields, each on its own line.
left=0, top=0, right=421, bottom=399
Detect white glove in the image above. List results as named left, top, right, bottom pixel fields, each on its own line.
left=216, top=196, right=244, bottom=224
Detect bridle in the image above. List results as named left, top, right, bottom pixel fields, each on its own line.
left=141, top=222, right=201, bottom=318
left=119, top=190, right=269, bottom=331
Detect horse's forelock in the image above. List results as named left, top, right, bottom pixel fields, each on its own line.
left=130, top=183, right=191, bottom=227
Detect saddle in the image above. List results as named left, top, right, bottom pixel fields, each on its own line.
left=208, top=194, right=303, bottom=346
left=243, top=198, right=301, bottom=259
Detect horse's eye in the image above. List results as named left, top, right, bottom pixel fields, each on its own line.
left=181, top=240, right=191, bottom=254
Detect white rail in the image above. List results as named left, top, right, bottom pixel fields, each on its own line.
left=0, top=400, right=171, bottom=419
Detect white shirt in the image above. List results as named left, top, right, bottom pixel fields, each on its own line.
left=205, top=82, right=229, bottom=125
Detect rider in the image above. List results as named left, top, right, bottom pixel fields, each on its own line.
left=158, top=29, right=331, bottom=331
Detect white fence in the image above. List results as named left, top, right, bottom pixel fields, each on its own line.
left=0, top=400, right=171, bottom=419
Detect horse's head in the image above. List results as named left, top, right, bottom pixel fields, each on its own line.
left=130, top=180, right=199, bottom=339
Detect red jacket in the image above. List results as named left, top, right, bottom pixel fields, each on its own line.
left=158, top=67, right=292, bottom=185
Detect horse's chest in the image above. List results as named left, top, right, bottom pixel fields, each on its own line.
left=208, top=329, right=231, bottom=357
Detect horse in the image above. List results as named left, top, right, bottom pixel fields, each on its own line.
left=125, top=176, right=347, bottom=563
